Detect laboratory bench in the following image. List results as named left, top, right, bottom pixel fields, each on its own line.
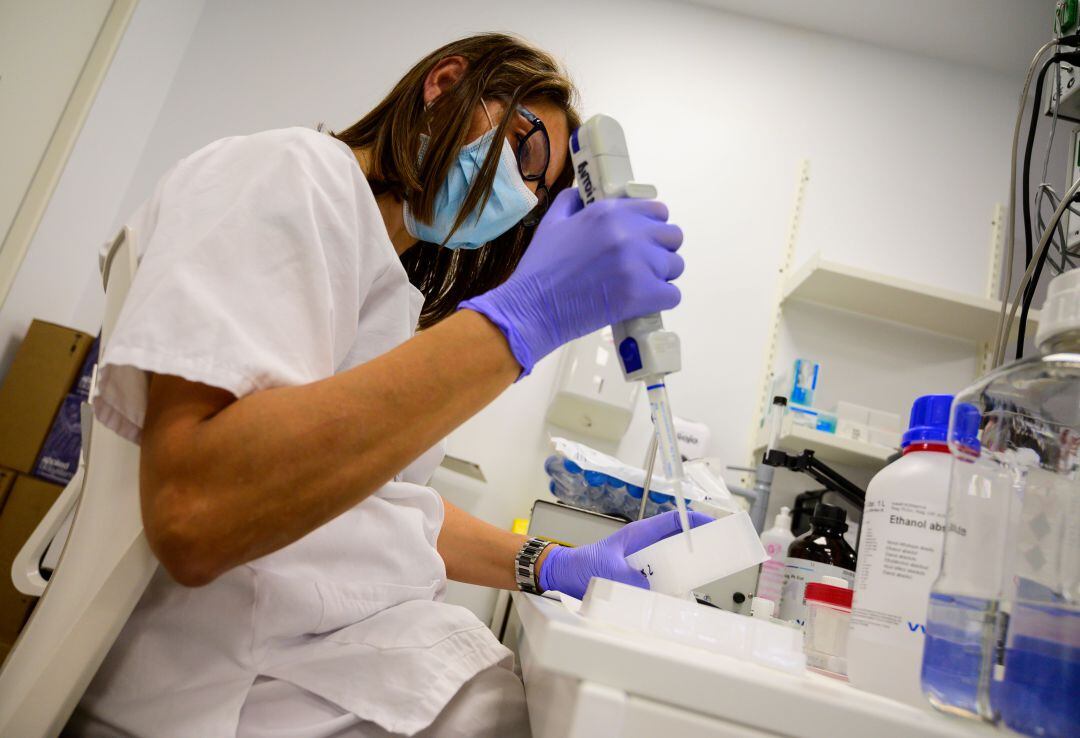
left=511, top=590, right=1002, bottom=738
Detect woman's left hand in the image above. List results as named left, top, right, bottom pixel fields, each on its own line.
left=537, top=510, right=714, bottom=599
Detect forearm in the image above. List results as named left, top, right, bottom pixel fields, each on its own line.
left=437, top=499, right=553, bottom=590
left=142, top=309, right=519, bottom=585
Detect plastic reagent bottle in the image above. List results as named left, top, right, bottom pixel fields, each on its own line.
left=756, top=506, right=795, bottom=605
left=921, top=269, right=1080, bottom=738
left=847, top=394, right=954, bottom=706
left=778, top=503, right=858, bottom=626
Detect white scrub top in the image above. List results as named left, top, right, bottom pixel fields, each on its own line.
left=79, top=127, right=513, bottom=737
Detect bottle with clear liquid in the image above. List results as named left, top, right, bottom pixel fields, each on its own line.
left=848, top=394, right=954, bottom=707
left=922, top=270, right=1080, bottom=737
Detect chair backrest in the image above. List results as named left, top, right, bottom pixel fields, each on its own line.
left=0, top=227, right=159, bottom=738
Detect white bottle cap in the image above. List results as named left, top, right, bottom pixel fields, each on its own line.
left=750, top=596, right=775, bottom=619
left=1036, top=269, right=1080, bottom=349
left=821, top=576, right=849, bottom=588
left=774, top=506, right=792, bottom=529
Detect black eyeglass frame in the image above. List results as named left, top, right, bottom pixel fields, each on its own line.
left=513, top=105, right=551, bottom=227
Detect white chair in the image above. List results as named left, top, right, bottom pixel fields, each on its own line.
left=0, top=228, right=158, bottom=737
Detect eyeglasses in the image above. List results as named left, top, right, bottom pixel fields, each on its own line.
left=513, top=105, right=550, bottom=227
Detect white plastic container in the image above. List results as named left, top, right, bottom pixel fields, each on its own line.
left=804, top=576, right=853, bottom=679
left=847, top=395, right=953, bottom=707
left=578, top=578, right=806, bottom=675
left=625, top=512, right=767, bottom=597
left=755, top=507, right=795, bottom=605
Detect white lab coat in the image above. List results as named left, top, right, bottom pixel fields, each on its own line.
left=75, top=128, right=515, bottom=737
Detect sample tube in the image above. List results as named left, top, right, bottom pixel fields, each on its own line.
left=767, top=396, right=788, bottom=453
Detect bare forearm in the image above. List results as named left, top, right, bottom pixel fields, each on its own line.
left=143, top=310, right=519, bottom=585
left=437, top=499, right=552, bottom=590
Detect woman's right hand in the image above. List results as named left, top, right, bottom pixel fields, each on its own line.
left=459, top=188, right=685, bottom=375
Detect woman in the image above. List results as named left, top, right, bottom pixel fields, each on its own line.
left=73, top=33, right=701, bottom=737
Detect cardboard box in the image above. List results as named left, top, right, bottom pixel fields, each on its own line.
left=0, top=467, right=16, bottom=513
left=0, top=320, right=94, bottom=473
left=33, top=392, right=84, bottom=484
left=0, top=474, right=62, bottom=646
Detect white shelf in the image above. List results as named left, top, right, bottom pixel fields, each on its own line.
left=754, top=416, right=895, bottom=469
left=782, top=253, right=1037, bottom=344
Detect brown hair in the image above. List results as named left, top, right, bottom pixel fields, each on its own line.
left=334, top=33, right=581, bottom=329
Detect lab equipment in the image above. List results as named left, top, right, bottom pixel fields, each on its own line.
left=790, top=359, right=820, bottom=406
left=402, top=122, right=538, bottom=249
left=624, top=512, right=767, bottom=598
left=848, top=394, right=953, bottom=707
left=815, top=410, right=838, bottom=434
left=545, top=454, right=587, bottom=507
left=569, top=114, right=691, bottom=537
left=789, top=404, right=837, bottom=433
left=767, top=396, right=787, bottom=451
left=577, top=578, right=806, bottom=675
left=788, top=404, right=818, bottom=428
left=543, top=437, right=733, bottom=522
left=514, top=588, right=996, bottom=738
left=538, top=510, right=713, bottom=600
left=835, top=402, right=903, bottom=447
left=779, top=503, right=857, bottom=626
left=996, top=35, right=1080, bottom=366
left=621, top=483, right=645, bottom=519
left=761, top=447, right=866, bottom=535
left=459, top=185, right=681, bottom=376
left=923, top=268, right=1080, bottom=737
left=804, top=576, right=854, bottom=679
left=583, top=470, right=607, bottom=509
left=756, top=506, right=796, bottom=605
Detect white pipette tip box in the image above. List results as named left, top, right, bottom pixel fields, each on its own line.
left=577, top=578, right=806, bottom=675
left=625, top=511, right=768, bottom=597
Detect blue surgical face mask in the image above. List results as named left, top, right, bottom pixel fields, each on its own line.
left=403, top=125, right=539, bottom=250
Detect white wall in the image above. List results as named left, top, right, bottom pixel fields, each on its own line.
left=0, top=0, right=204, bottom=374
left=4, top=0, right=1037, bottom=619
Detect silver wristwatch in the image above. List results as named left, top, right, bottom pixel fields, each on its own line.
left=515, top=537, right=552, bottom=594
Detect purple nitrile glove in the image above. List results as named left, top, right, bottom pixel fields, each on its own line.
left=459, top=188, right=684, bottom=376
left=538, top=510, right=713, bottom=599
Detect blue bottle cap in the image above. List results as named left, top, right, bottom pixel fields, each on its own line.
left=902, top=394, right=954, bottom=447
left=564, top=459, right=583, bottom=474
left=950, top=402, right=982, bottom=454
left=584, top=470, right=606, bottom=487
left=626, top=484, right=644, bottom=499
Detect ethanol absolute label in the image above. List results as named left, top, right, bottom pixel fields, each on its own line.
left=849, top=497, right=946, bottom=643
left=778, top=559, right=854, bottom=627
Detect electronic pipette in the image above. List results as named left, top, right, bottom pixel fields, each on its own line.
left=569, top=115, right=690, bottom=537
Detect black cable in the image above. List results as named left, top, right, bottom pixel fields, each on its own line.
left=1017, top=51, right=1080, bottom=360
left=1022, top=56, right=1061, bottom=270
left=1016, top=189, right=1078, bottom=358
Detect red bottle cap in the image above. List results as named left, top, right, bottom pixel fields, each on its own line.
left=804, top=582, right=853, bottom=609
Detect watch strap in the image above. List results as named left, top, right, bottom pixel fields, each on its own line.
left=515, top=537, right=552, bottom=594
